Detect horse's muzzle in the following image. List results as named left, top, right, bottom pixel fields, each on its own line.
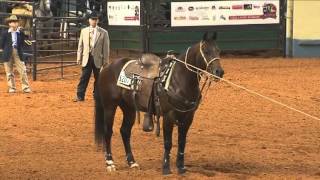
left=214, top=68, right=224, bottom=79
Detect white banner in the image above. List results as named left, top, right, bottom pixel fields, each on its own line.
left=107, top=1, right=140, bottom=26
left=171, top=1, right=280, bottom=26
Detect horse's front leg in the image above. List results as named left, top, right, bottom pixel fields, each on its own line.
left=162, top=114, right=174, bottom=175
left=176, top=113, right=194, bottom=174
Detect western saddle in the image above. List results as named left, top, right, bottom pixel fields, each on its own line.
left=124, top=54, right=161, bottom=79
left=119, top=54, right=161, bottom=112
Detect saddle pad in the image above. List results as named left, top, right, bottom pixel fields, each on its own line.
left=117, top=60, right=137, bottom=90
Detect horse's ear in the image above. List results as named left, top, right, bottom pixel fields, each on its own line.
left=211, top=32, right=217, bottom=41
left=202, top=32, right=209, bottom=41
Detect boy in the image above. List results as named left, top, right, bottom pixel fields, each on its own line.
left=0, top=15, right=31, bottom=93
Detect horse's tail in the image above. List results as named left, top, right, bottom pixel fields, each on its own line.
left=94, top=86, right=105, bottom=146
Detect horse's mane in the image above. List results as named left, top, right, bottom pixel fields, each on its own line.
left=175, top=41, right=200, bottom=63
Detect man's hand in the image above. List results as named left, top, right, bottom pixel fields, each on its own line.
left=76, top=60, right=81, bottom=65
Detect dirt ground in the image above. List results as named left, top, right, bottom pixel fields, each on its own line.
left=0, top=57, right=319, bottom=180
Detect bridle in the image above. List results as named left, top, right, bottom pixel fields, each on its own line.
left=182, top=41, right=220, bottom=74
left=199, top=41, right=221, bottom=72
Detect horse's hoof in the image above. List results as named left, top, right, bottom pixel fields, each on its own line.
left=177, top=167, right=187, bottom=174
left=162, top=168, right=172, bottom=175
left=106, top=160, right=116, bottom=172
left=106, top=165, right=116, bottom=172
left=130, top=162, right=140, bottom=169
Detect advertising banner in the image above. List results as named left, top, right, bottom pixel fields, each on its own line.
left=171, top=1, right=280, bottom=26
left=107, top=1, right=140, bottom=26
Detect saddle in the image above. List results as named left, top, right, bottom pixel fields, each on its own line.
left=124, top=54, right=161, bottom=79
left=117, top=54, right=161, bottom=112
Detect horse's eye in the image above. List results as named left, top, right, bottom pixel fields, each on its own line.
left=204, top=50, right=210, bottom=54
left=215, top=47, right=221, bottom=54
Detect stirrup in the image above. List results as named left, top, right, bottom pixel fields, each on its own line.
left=142, top=113, right=154, bottom=132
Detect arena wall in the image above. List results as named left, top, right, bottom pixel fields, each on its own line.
left=286, top=0, right=320, bottom=57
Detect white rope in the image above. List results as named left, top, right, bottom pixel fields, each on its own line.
left=183, top=44, right=220, bottom=74
left=172, top=57, right=320, bottom=122
left=199, top=41, right=220, bottom=66
left=183, top=47, right=198, bottom=74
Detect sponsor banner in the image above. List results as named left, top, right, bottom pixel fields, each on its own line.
left=171, top=0, right=279, bottom=26
left=107, top=1, right=140, bottom=26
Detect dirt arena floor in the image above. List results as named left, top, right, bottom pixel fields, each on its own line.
left=0, top=57, right=319, bottom=179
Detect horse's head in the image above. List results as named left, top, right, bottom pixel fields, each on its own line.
left=196, top=32, right=224, bottom=79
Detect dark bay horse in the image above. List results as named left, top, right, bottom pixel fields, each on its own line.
left=94, top=32, right=224, bottom=174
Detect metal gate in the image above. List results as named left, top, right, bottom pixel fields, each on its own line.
left=0, top=0, right=85, bottom=81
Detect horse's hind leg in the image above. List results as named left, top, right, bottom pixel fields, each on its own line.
left=103, top=104, right=117, bottom=172
left=119, top=102, right=139, bottom=169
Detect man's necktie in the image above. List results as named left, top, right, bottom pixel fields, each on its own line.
left=89, top=29, right=94, bottom=52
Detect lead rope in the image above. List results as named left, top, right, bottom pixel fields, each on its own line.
left=202, top=79, right=213, bottom=101
left=184, top=47, right=199, bottom=74
left=171, top=56, right=320, bottom=122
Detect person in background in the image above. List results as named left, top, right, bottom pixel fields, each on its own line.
left=0, top=15, right=31, bottom=93
left=74, top=12, right=110, bottom=102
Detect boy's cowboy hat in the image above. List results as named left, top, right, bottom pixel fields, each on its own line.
left=5, top=15, right=20, bottom=23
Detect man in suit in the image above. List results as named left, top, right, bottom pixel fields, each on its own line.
left=74, top=12, right=110, bottom=102
left=0, top=15, right=31, bottom=93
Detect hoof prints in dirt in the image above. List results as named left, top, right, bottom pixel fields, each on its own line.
left=186, top=161, right=259, bottom=177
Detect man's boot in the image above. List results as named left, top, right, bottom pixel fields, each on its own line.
left=143, top=113, right=154, bottom=132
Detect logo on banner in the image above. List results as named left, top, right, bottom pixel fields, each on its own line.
left=189, top=16, right=199, bottom=20
left=212, top=15, right=216, bottom=21
left=174, top=16, right=186, bottom=20
left=175, top=6, right=185, bottom=12
left=123, top=5, right=140, bottom=22
left=229, top=3, right=277, bottom=20
left=124, top=16, right=139, bottom=21
left=220, top=15, right=227, bottom=20
left=232, top=4, right=259, bottom=10
left=232, top=5, right=243, bottom=10
left=196, top=6, right=210, bottom=10
left=188, top=6, right=194, bottom=11
left=219, top=6, right=230, bottom=10
left=201, top=15, right=210, bottom=20
left=244, top=4, right=253, bottom=10
left=262, top=3, right=277, bottom=18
